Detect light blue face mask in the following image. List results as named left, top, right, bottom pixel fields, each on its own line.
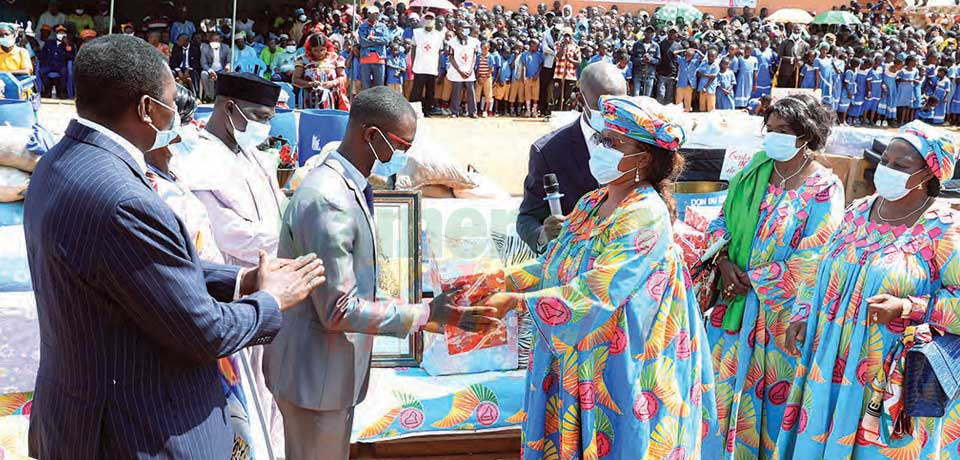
left=145, top=96, right=181, bottom=151
left=582, top=103, right=606, bottom=133
left=874, top=163, right=924, bottom=201
left=369, top=127, right=409, bottom=177
left=588, top=141, right=642, bottom=185
left=762, top=131, right=805, bottom=161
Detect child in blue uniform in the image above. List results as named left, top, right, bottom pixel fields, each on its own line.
left=849, top=59, right=870, bottom=125
left=934, top=66, right=951, bottom=125
left=814, top=44, right=835, bottom=106
left=882, top=54, right=902, bottom=126
left=864, top=56, right=884, bottom=125
left=837, top=57, right=857, bottom=125
left=896, top=55, right=920, bottom=125
left=716, top=57, right=736, bottom=110
left=385, top=42, right=406, bottom=93
left=949, top=59, right=960, bottom=125
left=752, top=36, right=776, bottom=98
left=917, top=95, right=937, bottom=123
left=799, top=51, right=818, bottom=89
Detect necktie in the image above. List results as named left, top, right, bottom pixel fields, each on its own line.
left=362, top=184, right=375, bottom=217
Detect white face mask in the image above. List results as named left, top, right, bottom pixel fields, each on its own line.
left=56, top=33, right=66, bottom=41
left=210, top=41, right=220, bottom=49
left=75, top=9, right=83, bottom=14
left=229, top=103, right=272, bottom=151
left=0, top=36, right=15, bottom=48
left=874, top=164, right=924, bottom=202
left=285, top=45, right=296, bottom=53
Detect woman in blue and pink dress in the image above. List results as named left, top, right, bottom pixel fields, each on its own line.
left=776, top=121, right=960, bottom=460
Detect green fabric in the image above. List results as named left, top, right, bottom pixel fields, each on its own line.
left=720, top=151, right=774, bottom=332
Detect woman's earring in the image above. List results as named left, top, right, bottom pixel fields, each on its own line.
left=634, top=166, right=641, bottom=183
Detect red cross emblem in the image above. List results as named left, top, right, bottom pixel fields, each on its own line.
left=424, top=44, right=432, bottom=52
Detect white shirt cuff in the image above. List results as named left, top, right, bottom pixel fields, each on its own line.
left=413, top=301, right=432, bottom=331
left=233, top=268, right=249, bottom=301
left=235, top=267, right=284, bottom=309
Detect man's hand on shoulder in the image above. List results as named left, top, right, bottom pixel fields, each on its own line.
left=248, top=251, right=326, bottom=310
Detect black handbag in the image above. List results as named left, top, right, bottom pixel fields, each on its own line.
left=903, top=304, right=960, bottom=417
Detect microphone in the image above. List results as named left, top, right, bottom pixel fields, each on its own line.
left=543, top=173, right=564, bottom=217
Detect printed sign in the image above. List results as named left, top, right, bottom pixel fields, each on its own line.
left=720, top=147, right=755, bottom=181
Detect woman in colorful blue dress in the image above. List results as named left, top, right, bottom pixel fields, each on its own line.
left=753, top=36, right=777, bottom=98
left=735, top=43, right=758, bottom=108
left=814, top=45, right=835, bottom=107
left=703, top=93, right=845, bottom=460
left=776, top=121, right=960, bottom=460
left=717, top=57, right=736, bottom=110
left=482, top=96, right=718, bottom=460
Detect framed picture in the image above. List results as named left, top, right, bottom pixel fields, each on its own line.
left=372, top=190, right=423, bottom=367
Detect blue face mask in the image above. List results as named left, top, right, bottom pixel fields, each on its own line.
left=762, top=131, right=805, bottom=161
left=369, top=127, right=409, bottom=177
left=145, top=96, right=181, bottom=152
left=583, top=103, right=605, bottom=133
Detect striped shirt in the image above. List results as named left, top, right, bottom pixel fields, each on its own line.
left=477, top=54, right=491, bottom=79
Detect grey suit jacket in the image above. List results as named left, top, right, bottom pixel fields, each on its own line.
left=200, top=43, right=231, bottom=72
left=266, top=157, right=427, bottom=411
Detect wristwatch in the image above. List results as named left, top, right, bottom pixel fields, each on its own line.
left=536, top=226, right=549, bottom=253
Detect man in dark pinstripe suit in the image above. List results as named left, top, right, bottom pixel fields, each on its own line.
left=23, top=35, right=326, bottom=459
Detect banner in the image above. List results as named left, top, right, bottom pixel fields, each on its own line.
left=588, top=0, right=757, bottom=7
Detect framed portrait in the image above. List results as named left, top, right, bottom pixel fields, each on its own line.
left=372, top=190, right=424, bottom=367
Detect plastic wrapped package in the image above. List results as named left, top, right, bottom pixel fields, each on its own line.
left=420, top=259, right=519, bottom=376
left=674, top=220, right=716, bottom=313
left=0, top=127, right=41, bottom=172
left=824, top=126, right=893, bottom=158
left=395, top=125, right=478, bottom=191
left=0, top=167, right=29, bottom=203
left=681, top=110, right=764, bottom=151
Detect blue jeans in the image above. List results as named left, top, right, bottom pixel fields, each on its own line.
left=360, top=63, right=384, bottom=88
left=450, top=81, right=476, bottom=116
left=656, top=75, right=676, bottom=105
left=631, top=67, right=656, bottom=97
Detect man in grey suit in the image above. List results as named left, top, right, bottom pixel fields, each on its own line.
left=200, top=32, right=231, bottom=101
left=267, top=87, right=498, bottom=460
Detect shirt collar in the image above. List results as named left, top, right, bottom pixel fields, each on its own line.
left=579, top=113, right=595, bottom=148
left=328, top=150, right=369, bottom=191
left=75, top=117, right=147, bottom=173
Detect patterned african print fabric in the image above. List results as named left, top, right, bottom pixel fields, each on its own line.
left=704, top=169, right=845, bottom=460
left=774, top=198, right=960, bottom=460
left=506, top=185, right=718, bottom=460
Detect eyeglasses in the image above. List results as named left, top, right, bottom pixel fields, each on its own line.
left=591, top=132, right=630, bottom=149
left=367, top=124, right=413, bottom=151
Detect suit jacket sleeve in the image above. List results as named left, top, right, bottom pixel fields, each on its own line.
left=297, top=196, right=427, bottom=338
left=517, top=142, right=550, bottom=253
left=200, top=260, right=242, bottom=302
left=102, top=196, right=282, bottom=363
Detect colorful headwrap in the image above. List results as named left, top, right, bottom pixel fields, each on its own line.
left=895, top=120, right=960, bottom=181
left=598, top=95, right=686, bottom=152
left=0, top=23, right=14, bottom=34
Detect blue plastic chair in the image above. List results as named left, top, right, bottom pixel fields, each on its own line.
left=276, top=82, right=296, bottom=108
left=270, top=108, right=298, bottom=152
left=0, top=99, right=36, bottom=127
left=35, top=61, right=73, bottom=98
left=193, top=106, right=214, bottom=122
left=234, top=57, right=268, bottom=76
left=297, top=109, right=349, bottom=166
left=0, top=73, right=36, bottom=99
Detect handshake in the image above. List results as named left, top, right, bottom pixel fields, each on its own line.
left=421, top=275, right=523, bottom=334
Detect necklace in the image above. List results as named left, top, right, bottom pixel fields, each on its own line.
left=772, top=156, right=810, bottom=188
left=877, top=196, right=931, bottom=224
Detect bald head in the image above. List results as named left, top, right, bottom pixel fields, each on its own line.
left=579, top=62, right=627, bottom=111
